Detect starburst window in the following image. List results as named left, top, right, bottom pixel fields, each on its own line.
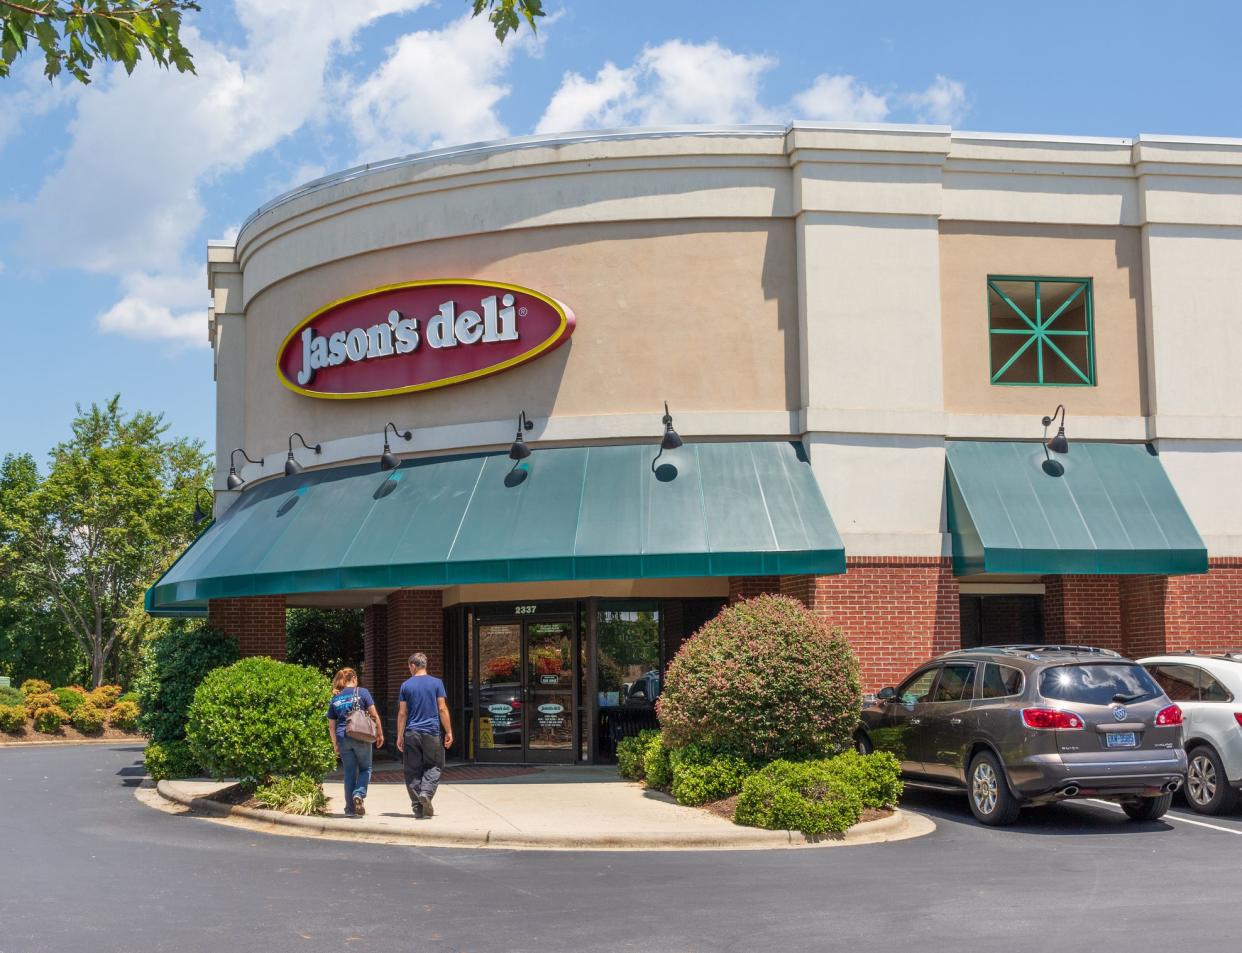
left=988, top=277, right=1095, bottom=386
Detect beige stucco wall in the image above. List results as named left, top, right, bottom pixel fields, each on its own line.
left=939, top=222, right=1147, bottom=418
left=240, top=218, right=798, bottom=456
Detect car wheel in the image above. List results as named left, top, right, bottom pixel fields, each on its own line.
left=1185, top=745, right=1239, bottom=815
left=1121, top=793, right=1173, bottom=822
left=968, top=751, right=1021, bottom=826
left=854, top=732, right=873, bottom=755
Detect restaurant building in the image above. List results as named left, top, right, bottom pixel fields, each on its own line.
left=148, top=123, right=1242, bottom=764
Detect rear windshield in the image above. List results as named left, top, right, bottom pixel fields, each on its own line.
left=1038, top=664, right=1162, bottom=705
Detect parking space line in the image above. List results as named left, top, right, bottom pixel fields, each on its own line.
left=1085, top=799, right=1242, bottom=835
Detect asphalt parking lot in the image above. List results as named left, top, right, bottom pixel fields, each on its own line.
left=3, top=744, right=1242, bottom=953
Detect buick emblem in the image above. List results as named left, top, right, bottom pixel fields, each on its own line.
left=1113, top=706, right=1128, bottom=722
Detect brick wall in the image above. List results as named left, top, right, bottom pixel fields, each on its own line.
left=385, top=589, right=444, bottom=703
left=1043, top=576, right=1123, bottom=652
left=206, top=596, right=286, bottom=658
left=362, top=604, right=389, bottom=703
left=1155, top=558, right=1242, bottom=654
left=728, top=576, right=781, bottom=602
left=777, top=558, right=960, bottom=691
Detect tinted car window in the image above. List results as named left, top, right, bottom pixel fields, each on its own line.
left=980, top=663, right=1023, bottom=699
left=1039, top=664, right=1161, bottom=705
left=1146, top=664, right=1199, bottom=702
left=897, top=668, right=938, bottom=704
left=1201, top=672, right=1234, bottom=702
left=932, top=664, right=975, bottom=702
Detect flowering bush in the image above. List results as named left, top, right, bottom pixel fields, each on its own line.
left=657, top=595, right=862, bottom=761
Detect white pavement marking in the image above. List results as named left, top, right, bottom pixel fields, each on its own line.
left=1085, top=798, right=1242, bottom=835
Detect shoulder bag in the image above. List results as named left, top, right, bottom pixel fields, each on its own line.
left=345, top=688, right=377, bottom=742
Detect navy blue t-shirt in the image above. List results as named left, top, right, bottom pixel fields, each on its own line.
left=399, top=674, right=446, bottom=735
left=327, top=687, right=375, bottom=740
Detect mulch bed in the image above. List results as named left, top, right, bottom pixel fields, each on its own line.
left=0, top=723, right=144, bottom=744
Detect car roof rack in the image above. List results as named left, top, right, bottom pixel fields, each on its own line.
left=1207, top=651, right=1242, bottom=662
left=943, top=644, right=1122, bottom=659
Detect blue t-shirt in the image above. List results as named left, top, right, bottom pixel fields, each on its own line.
left=400, top=674, right=446, bottom=735
left=327, top=687, right=375, bottom=740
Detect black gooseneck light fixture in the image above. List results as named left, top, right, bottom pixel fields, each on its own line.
left=508, top=411, right=533, bottom=461
left=660, top=402, right=683, bottom=451
left=1042, top=405, right=1069, bottom=457
left=191, top=489, right=214, bottom=526
left=226, top=448, right=263, bottom=490
left=380, top=422, right=412, bottom=472
left=285, top=432, right=322, bottom=476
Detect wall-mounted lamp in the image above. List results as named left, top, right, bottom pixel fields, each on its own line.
left=191, top=489, right=214, bottom=526
left=226, top=448, right=263, bottom=490
left=1042, top=405, right=1069, bottom=457
left=285, top=432, right=322, bottom=477
left=508, top=411, right=533, bottom=461
left=380, top=422, right=412, bottom=472
left=660, top=402, right=683, bottom=451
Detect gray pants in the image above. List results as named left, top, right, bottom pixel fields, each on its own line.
left=403, top=730, right=445, bottom=804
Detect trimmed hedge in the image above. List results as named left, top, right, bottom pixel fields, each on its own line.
left=254, top=775, right=326, bottom=815
left=0, top=685, right=25, bottom=707
left=824, top=750, right=904, bottom=808
left=669, top=744, right=755, bottom=806
left=53, top=687, right=85, bottom=714
left=144, top=740, right=201, bottom=781
left=616, top=729, right=660, bottom=780
left=186, top=657, right=335, bottom=784
left=32, top=705, right=68, bottom=734
left=109, top=700, right=141, bottom=731
left=643, top=733, right=672, bottom=792
left=733, top=752, right=902, bottom=836
left=135, top=626, right=240, bottom=744
left=86, top=685, right=122, bottom=709
left=658, top=595, right=862, bottom=761
left=0, top=704, right=26, bottom=733
left=24, top=692, right=58, bottom=717
left=71, top=703, right=107, bottom=735
left=20, top=679, right=51, bottom=699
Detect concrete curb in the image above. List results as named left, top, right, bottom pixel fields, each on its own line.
left=0, top=736, right=146, bottom=749
left=155, top=780, right=932, bottom=851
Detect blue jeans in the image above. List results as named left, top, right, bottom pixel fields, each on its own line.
left=339, top=736, right=374, bottom=810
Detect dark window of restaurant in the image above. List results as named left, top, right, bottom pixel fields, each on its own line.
left=595, top=602, right=660, bottom=759
left=960, top=595, right=1044, bottom=648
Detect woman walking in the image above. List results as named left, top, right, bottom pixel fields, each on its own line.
left=327, top=668, right=384, bottom=817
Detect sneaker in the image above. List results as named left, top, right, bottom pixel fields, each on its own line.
left=353, top=795, right=365, bottom=817
left=412, top=802, right=424, bottom=819
left=417, top=794, right=434, bottom=819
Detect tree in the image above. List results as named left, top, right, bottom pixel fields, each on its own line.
left=2, top=0, right=546, bottom=86
left=0, top=396, right=210, bottom=686
left=286, top=608, right=364, bottom=678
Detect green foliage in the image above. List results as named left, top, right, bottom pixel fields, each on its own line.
left=118, top=691, right=138, bottom=704
left=144, top=739, right=199, bottom=781
left=471, top=0, right=545, bottom=41
left=643, top=733, right=672, bottom=792
left=0, top=684, right=24, bottom=707
left=669, top=744, right=756, bottom=806
left=0, top=703, right=26, bottom=733
left=824, top=750, right=904, bottom=809
left=734, top=760, right=863, bottom=836
left=32, top=704, right=68, bottom=734
left=616, top=728, right=660, bottom=780
left=658, top=594, right=862, bottom=761
left=186, top=657, right=335, bottom=784
left=20, top=678, right=51, bottom=698
left=253, top=775, right=326, bottom=815
left=108, top=699, right=140, bottom=731
left=0, top=1, right=199, bottom=85
left=285, top=608, right=363, bottom=677
left=71, top=703, right=106, bottom=734
left=86, top=684, right=122, bottom=708
left=53, top=687, right=85, bottom=713
left=135, top=624, right=239, bottom=744
left=24, top=691, right=57, bottom=716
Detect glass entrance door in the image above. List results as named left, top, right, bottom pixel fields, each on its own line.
left=473, top=615, right=576, bottom=763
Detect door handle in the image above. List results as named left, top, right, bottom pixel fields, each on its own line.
left=950, top=718, right=963, bottom=726
left=909, top=718, right=921, bottom=725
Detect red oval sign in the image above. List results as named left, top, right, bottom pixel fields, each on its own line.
left=275, top=279, right=575, bottom=399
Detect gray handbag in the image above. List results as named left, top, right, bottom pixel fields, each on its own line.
left=345, top=688, right=376, bottom=742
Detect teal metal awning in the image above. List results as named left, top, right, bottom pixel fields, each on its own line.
left=146, top=441, right=844, bottom=614
left=946, top=440, right=1207, bottom=576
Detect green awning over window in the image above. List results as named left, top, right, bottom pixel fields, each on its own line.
left=946, top=440, right=1207, bottom=577
left=146, top=441, right=844, bottom=614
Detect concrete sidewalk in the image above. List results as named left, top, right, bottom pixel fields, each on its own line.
left=154, top=765, right=933, bottom=850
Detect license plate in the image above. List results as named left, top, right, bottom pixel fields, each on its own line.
left=1105, top=731, right=1138, bottom=748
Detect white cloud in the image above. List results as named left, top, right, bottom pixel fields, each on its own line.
left=904, top=74, right=967, bottom=126
left=790, top=74, right=889, bottom=123
left=96, top=268, right=206, bottom=348
left=535, top=40, right=777, bottom=133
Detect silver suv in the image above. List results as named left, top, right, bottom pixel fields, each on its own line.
left=857, top=645, right=1187, bottom=825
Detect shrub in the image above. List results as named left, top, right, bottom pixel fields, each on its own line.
left=53, top=688, right=85, bottom=714
left=186, top=657, right=335, bottom=784
left=135, top=625, right=240, bottom=744
left=658, top=594, right=862, bottom=761
left=616, top=728, right=660, bottom=780
left=24, top=692, right=58, bottom=717
left=0, top=704, right=27, bottom=733
left=20, top=678, right=51, bottom=699
left=254, top=775, right=326, bottom=815
left=669, top=744, right=756, bottom=806
left=71, top=704, right=107, bottom=735
left=32, top=705, right=68, bottom=734
left=144, top=740, right=201, bottom=781
left=109, top=700, right=141, bottom=731
left=118, top=692, right=139, bottom=705
left=734, top=759, right=863, bottom=836
left=0, top=685, right=26, bottom=707
left=643, top=733, right=672, bottom=792
left=86, top=685, right=123, bottom=709
left=825, top=750, right=903, bottom=809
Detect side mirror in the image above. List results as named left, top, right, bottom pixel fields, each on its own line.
left=877, top=687, right=897, bottom=702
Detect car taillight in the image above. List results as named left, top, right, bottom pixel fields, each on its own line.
left=1022, top=708, right=1084, bottom=730
left=1155, top=704, right=1183, bottom=727
left=1233, top=713, right=1242, bottom=729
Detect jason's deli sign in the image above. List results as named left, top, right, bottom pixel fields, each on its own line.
left=276, top=280, right=575, bottom=399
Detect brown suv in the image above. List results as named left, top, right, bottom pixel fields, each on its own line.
left=857, top=645, right=1187, bottom=825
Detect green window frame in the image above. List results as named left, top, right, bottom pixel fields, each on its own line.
left=987, top=276, right=1095, bottom=386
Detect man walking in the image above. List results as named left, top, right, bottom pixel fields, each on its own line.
left=396, top=652, right=453, bottom=818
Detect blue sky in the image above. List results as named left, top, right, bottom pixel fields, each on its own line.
left=1, top=0, right=1239, bottom=463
